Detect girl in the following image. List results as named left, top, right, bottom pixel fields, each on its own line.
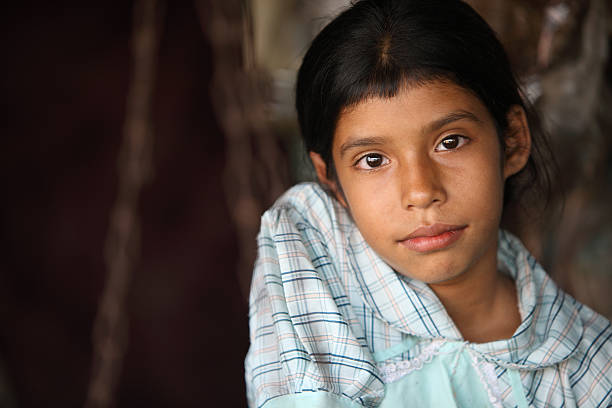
left=245, top=0, right=612, bottom=407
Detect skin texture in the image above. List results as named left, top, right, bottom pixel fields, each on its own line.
left=310, top=80, right=531, bottom=342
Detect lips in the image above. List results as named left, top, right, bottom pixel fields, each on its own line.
left=398, top=223, right=467, bottom=253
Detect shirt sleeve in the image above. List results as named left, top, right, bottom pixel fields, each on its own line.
left=244, top=204, right=383, bottom=408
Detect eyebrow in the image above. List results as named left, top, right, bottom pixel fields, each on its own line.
left=424, top=110, right=482, bottom=134
left=338, top=110, right=482, bottom=159
left=339, top=136, right=387, bottom=158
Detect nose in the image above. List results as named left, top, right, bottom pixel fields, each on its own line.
left=399, top=156, right=447, bottom=210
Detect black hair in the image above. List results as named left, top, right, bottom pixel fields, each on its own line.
left=296, top=0, right=556, bottom=211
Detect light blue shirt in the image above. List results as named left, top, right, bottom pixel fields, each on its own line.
left=245, top=183, right=612, bottom=407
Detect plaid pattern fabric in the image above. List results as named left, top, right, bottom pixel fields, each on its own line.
left=245, top=182, right=612, bottom=408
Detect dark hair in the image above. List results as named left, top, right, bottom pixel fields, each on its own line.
left=296, top=0, right=555, bottom=210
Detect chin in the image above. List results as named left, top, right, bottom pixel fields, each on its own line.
left=421, top=271, right=465, bottom=285
left=392, top=259, right=465, bottom=285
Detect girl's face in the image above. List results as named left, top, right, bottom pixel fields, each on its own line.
left=311, top=80, right=530, bottom=284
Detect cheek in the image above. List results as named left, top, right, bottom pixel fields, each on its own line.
left=448, top=151, right=505, bottom=218
left=341, top=178, right=398, bottom=236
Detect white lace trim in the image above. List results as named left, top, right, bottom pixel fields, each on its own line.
left=378, top=341, right=505, bottom=407
left=377, top=340, right=445, bottom=383
left=468, top=351, right=504, bottom=408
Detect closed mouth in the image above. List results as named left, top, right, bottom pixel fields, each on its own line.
left=398, top=224, right=467, bottom=253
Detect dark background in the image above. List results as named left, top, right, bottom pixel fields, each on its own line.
left=1, top=2, right=250, bottom=406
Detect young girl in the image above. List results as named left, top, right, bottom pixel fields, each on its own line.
left=245, top=1, right=612, bottom=407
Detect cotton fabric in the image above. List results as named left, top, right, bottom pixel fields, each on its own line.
left=245, top=182, right=612, bottom=407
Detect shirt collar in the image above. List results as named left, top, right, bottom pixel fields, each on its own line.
left=345, top=222, right=583, bottom=368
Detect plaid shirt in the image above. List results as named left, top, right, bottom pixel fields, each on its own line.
left=245, top=182, right=612, bottom=408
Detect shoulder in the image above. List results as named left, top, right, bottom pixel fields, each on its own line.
left=498, top=231, right=611, bottom=406
left=258, top=182, right=352, bottom=262
left=565, top=300, right=612, bottom=406
left=252, top=183, right=348, bottom=296
left=246, top=183, right=383, bottom=408
left=261, top=182, right=348, bottom=234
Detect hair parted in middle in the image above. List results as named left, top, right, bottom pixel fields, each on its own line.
left=296, top=0, right=555, bottom=210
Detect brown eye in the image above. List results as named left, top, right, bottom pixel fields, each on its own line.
left=442, top=136, right=459, bottom=149
left=365, top=154, right=383, bottom=167
left=355, top=153, right=389, bottom=170
left=435, top=135, right=469, bottom=151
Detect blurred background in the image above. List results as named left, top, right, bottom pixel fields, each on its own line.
left=1, top=0, right=610, bottom=406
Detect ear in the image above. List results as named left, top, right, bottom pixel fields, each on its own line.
left=502, top=105, right=532, bottom=180
left=309, top=151, right=348, bottom=208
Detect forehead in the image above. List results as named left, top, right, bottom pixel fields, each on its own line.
left=336, top=80, right=492, bottom=135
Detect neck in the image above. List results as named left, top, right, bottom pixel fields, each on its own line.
left=429, top=243, right=521, bottom=343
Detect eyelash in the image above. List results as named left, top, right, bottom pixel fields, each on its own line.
left=435, top=134, right=470, bottom=151
left=353, top=135, right=470, bottom=170
left=354, top=153, right=389, bottom=170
